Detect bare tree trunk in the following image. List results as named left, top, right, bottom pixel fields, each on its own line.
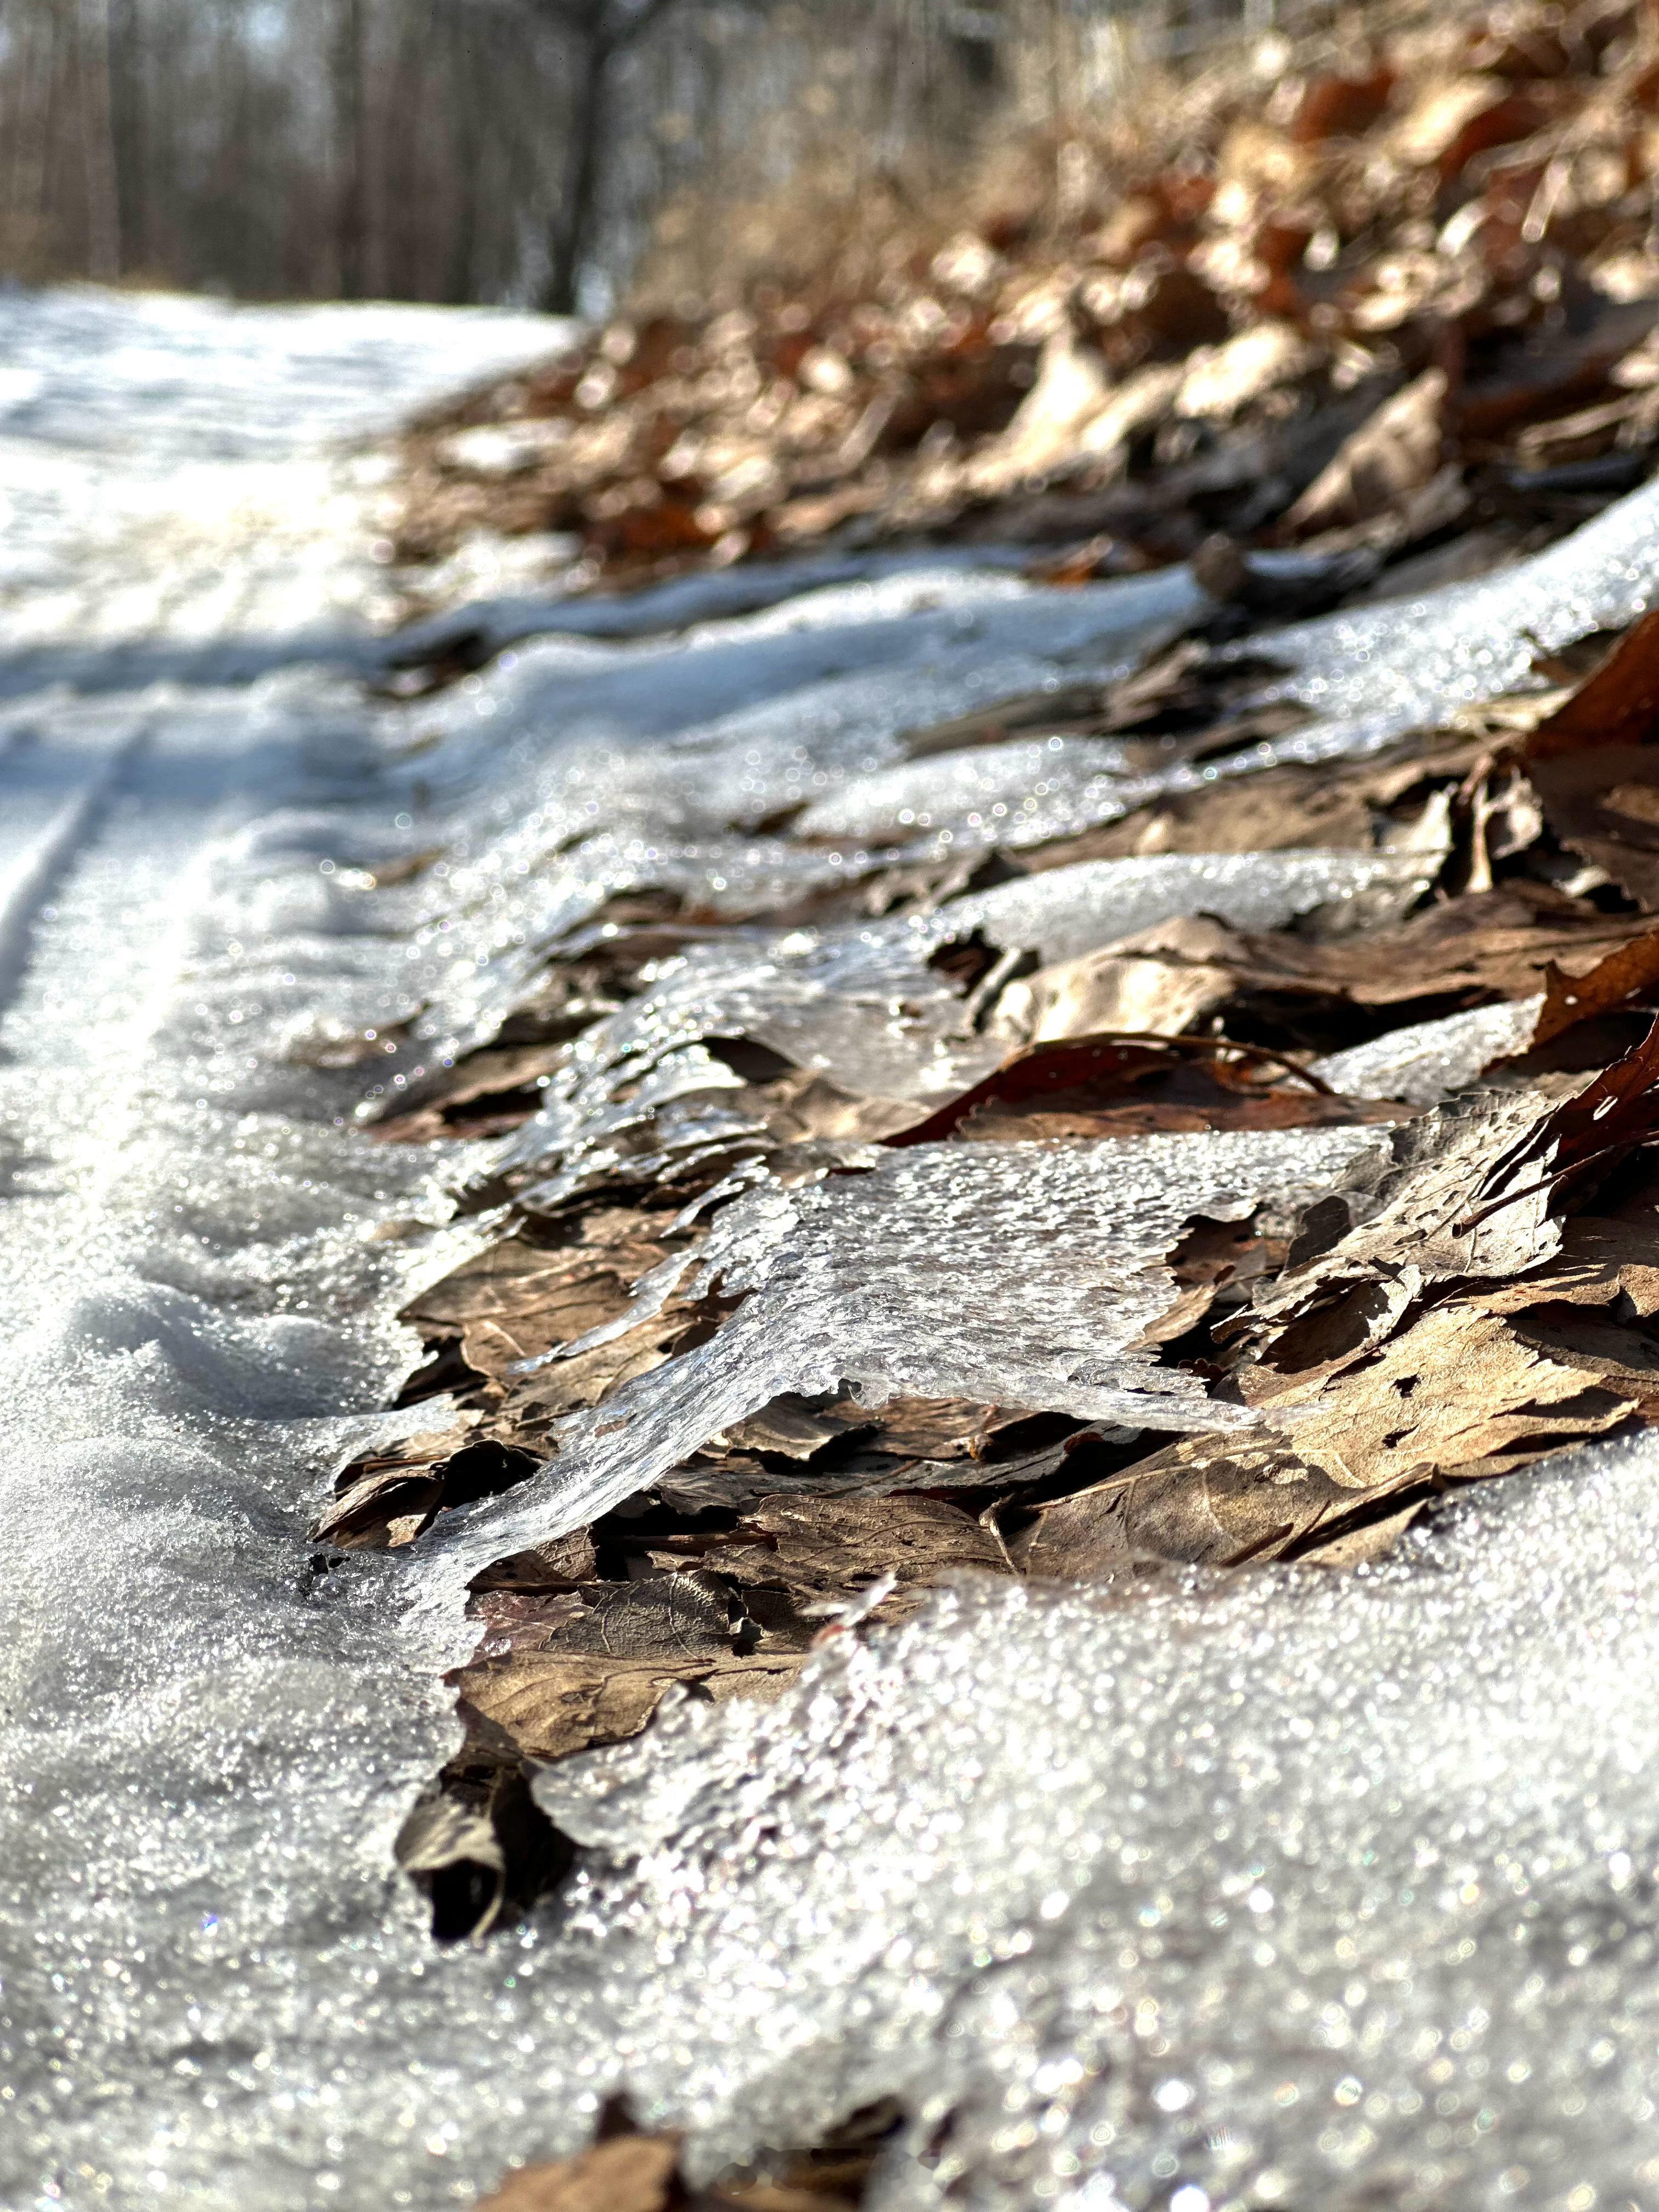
left=444, top=0, right=483, bottom=303
left=80, top=0, right=120, bottom=278
left=541, top=12, right=610, bottom=314
left=333, top=0, right=367, bottom=297
left=108, top=0, right=148, bottom=274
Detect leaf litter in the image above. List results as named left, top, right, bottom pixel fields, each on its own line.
left=387, top=0, right=1659, bottom=632
left=272, top=9, right=1659, bottom=2200
left=312, top=441, right=1659, bottom=2210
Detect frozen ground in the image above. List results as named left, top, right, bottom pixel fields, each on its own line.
left=5, top=286, right=1659, bottom=2212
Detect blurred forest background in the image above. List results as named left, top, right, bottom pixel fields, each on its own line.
left=0, top=0, right=1268, bottom=311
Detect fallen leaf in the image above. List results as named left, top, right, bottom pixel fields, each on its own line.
left=712, top=1490, right=1011, bottom=1599
left=1530, top=927, right=1659, bottom=1046
left=1516, top=611, right=1659, bottom=906
left=472, top=2109, right=875, bottom=2212
left=1523, top=609, right=1659, bottom=762
left=455, top=1645, right=804, bottom=1765
left=1218, top=888, right=1659, bottom=1025
left=648, top=1392, right=1088, bottom=1510
left=1280, top=370, right=1448, bottom=540
left=882, top=1032, right=1366, bottom=1147
left=395, top=1759, right=568, bottom=1943
left=1242, top=1088, right=1570, bottom=1389
left=1013, top=1431, right=1404, bottom=1574
left=472, top=2133, right=685, bottom=2212
left=986, top=916, right=1255, bottom=1044
left=1266, top=1299, right=1640, bottom=1485
left=370, top=1042, right=569, bottom=1142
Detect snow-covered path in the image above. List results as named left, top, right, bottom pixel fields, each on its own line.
left=0, top=287, right=560, bottom=692
left=0, top=292, right=592, bottom=2209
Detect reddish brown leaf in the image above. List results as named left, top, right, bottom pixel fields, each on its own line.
left=1289, top=66, right=1395, bottom=143
left=881, top=1032, right=1336, bottom=1148
left=1531, top=929, right=1659, bottom=1046
left=1522, top=610, right=1659, bottom=762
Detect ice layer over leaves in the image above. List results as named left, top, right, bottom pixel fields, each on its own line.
left=1310, top=996, right=1544, bottom=1105
left=483, top=849, right=1429, bottom=1184
left=764, top=478, right=1659, bottom=854
left=410, top=1126, right=1383, bottom=1612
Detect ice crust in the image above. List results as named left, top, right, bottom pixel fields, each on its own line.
left=9, top=292, right=1659, bottom=2212
left=757, top=477, right=1659, bottom=854
left=386, top=548, right=1040, bottom=658
left=1257, top=471, right=1659, bottom=755
left=1310, top=997, right=1545, bottom=1104
left=382, top=478, right=1659, bottom=1069
left=411, top=1126, right=1384, bottom=1612
left=479, top=850, right=1424, bottom=1193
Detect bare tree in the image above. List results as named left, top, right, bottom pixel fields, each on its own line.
left=332, top=0, right=368, bottom=295
left=79, top=0, right=120, bottom=277
left=527, top=0, right=683, bottom=313
left=0, top=0, right=1176, bottom=308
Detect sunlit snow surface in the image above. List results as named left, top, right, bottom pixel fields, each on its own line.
left=5, top=289, right=1659, bottom=2211
left=0, top=285, right=566, bottom=687
left=540, top=1430, right=1659, bottom=2212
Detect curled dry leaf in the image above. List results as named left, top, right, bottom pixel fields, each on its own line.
left=988, top=916, right=1245, bottom=1043
left=1529, top=926, right=1659, bottom=1046
left=454, top=1647, right=805, bottom=1766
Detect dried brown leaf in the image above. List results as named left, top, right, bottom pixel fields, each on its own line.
left=988, top=916, right=1249, bottom=1045
left=1515, top=611, right=1659, bottom=906
left=1280, top=370, right=1448, bottom=540
left=1531, top=927, right=1659, bottom=1045
left=1227, top=888, right=1659, bottom=1012
left=1270, top=1300, right=1639, bottom=1486
left=1523, top=609, right=1659, bottom=761
left=455, top=1646, right=804, bottom=1764
left=882, top=1031, right=1365, bottom=1147
left=721, top=1491, right=1010, bottom=1598
left=1015, top=1431, right=1366, bottom=1574
left=472, top=2135, right=686, bottom=2212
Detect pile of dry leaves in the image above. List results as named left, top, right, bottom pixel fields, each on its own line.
left=334, top=13, right=1659, bottom=2200
left=395, top=0, right=1659, bottom=599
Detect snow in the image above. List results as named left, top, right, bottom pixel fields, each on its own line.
left=0, top=285, right=565, bottom=691
left=538, top=1426, right=1659, bottom=2212
left=6, top=284, right=1659, bottom=2212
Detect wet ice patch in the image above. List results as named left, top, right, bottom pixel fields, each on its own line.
left=1310, top=997, right=1544, bottom=1104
